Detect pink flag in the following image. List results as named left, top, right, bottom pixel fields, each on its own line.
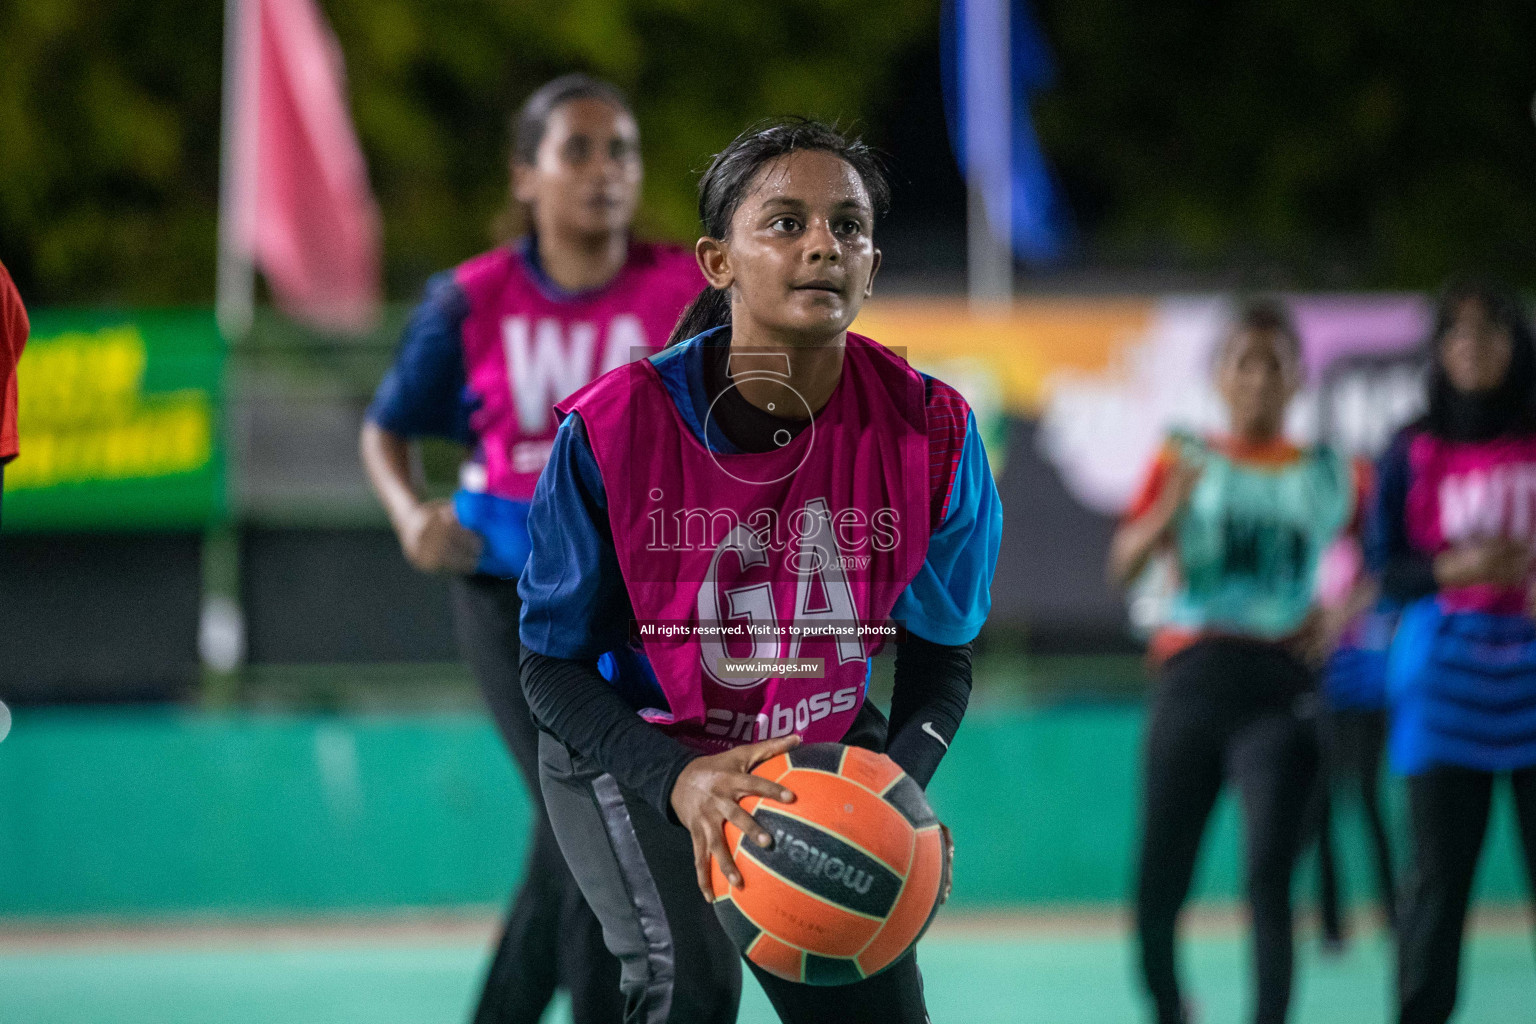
left=226, top=0, right=381, bottom=334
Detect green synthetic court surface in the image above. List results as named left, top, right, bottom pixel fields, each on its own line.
left=3, top=918, right=1532, bottom=1024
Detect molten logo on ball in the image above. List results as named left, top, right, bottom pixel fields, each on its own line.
left=711, top=743, right=951, bottom=986
left=773, top=827, right=877, bottom=896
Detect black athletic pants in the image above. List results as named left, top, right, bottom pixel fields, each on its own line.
left=449, top=576, right=624, bottom=1024
left=1135, top=638, right=1320, bottom=1024
left=1396, top=765, right=1536, bottom=1024
left=1312, top=709, right=1398, bottom=943
left=537, top=717, right=930, bottom=1024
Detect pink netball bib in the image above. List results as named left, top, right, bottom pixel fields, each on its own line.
left=1405, top=432, right=1536, bottom=613
left=563, top=334, right=932, bottom=753
left=454, top=242, right=701, bottom=501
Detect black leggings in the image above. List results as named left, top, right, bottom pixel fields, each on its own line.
left=1312, top=709, right=1398, bottom=942
left=449, top=575, right=623, bottom=1024
left=1396, top=765, right=1536, bottom=1024
left=1135, top=638, right=1320, bottom=1024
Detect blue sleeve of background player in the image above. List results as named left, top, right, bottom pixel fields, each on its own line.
left=1367, top=425, right=1436, bottom=602
left=891, top=412, right=1003, bottom=645
left=365, top=272, right=476, bottom=444
left=518, top=412, right=634, bottom=658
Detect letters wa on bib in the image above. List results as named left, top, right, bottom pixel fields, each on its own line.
left=368, top=240, right=702, bottom=577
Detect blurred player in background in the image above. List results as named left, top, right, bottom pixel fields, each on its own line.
left=1310, top=533, right=1399, bottom=951
left=1367, top=280, right=1536, bottom=1024
left=360, top=74, right=702, bottom=1024
left=1110, top=300, right=1361, bottom=1024
left=518, top=119, right=1002, bottom=1023
left=0, top=257, right=27, bottom=525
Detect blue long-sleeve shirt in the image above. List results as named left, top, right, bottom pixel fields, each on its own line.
left=1365, top=424, right=1437, bottom=602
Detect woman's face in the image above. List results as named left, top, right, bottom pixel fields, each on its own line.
left=1439, top=297, right=1513, bottom=395
left=698, top=149, right=881, bottom=344
left=1216, top=327, right=1300, bottom=441
left=514, top=98, right=642, bottom=240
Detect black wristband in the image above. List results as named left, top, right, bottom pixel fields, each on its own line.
left=885, top=636, right=973, bottom=789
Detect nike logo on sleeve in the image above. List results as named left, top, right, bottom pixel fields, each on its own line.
left=921, top=721, right=950, bottom=749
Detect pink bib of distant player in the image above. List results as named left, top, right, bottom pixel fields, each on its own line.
left=454, top=242, right=701, bottom=501
left=1405, top=431, right=1536, bottom=614
left=564, top=333, right=932, bottom=752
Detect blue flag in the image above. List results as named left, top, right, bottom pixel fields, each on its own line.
left=940, top=0, right=1071, bottom=264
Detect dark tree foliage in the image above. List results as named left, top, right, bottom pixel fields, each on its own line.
left=0, top=0, right=930, bottom=304
left=1, top=0, right=1532, bottom=304
left=0, top=0, right=226, bottom=304
left=1031, top=0, right=1536, bottom=286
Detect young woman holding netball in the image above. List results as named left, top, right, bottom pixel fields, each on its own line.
left=1110, top=300, right=1360, bottom=1024
left=517, top=118, right=1002, bottom=1023
left=1368, top=280, right=1536, bottom=1024
left=361, top=75, right=702, bottom=1024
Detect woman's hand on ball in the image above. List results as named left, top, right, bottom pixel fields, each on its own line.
left=670, top=734, right=801, bottom=900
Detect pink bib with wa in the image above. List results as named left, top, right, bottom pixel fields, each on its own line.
left=1405, top=432, right=1536, bottom=614
left=454, top=242, right=701, bottom=501
left=562, top=333, right=932, bottom=753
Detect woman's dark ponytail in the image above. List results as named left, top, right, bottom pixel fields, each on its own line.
left=664, top=117, right=890, bottom=348
left=667, top=286, right=731, bottom=348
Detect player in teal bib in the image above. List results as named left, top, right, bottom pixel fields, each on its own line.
left=1111, top=300, right=1361, bottom=1024
left=1161, top=429, right=1353, bottom=641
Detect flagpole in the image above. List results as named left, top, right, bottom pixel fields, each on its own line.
left=963, top=0, right=1013, bottom=309
left=216, top=0, right=255, bottom=343
left=208, top=0, right=253, bottom=706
